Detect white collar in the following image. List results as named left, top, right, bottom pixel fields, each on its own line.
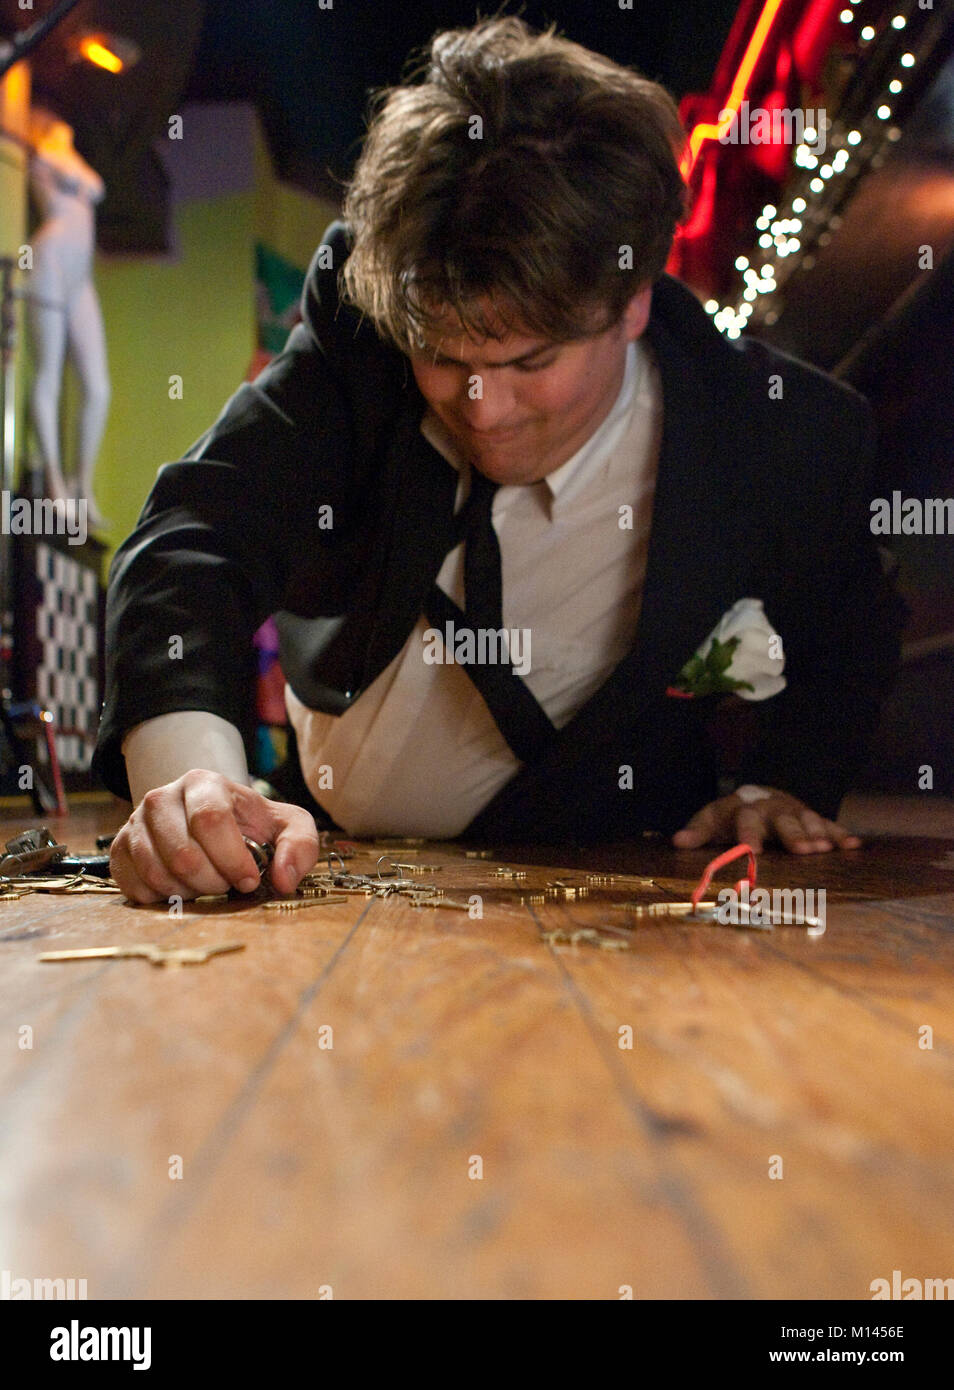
left=541, top=339, right=641, bottom=514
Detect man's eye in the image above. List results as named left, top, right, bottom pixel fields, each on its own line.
left=426, top=355, right=556, bottom=371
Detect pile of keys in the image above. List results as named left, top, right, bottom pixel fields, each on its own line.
left=286, top=853, right=470, bottom=911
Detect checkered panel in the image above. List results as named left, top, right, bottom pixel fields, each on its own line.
left=33, top=542, right=100, bottom=772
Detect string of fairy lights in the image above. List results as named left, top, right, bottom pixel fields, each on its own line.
left=703, top=2, right=934, bottom=337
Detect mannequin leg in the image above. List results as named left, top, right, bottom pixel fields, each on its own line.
left=27, top=285, right=70, bottom=504
left=67, top=278, right=111, bottom=528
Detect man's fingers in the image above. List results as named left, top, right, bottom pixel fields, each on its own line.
left=110, top=819, right=194, bottom=904
left=775, top=808, right=862, bottom=853
left=222, top=782, right=322, bottom=894
left=800, top=810, right=863, bottom=850
left=264, top=806, right=323, bottom=894
left=674, top=788, right=865, bottom=858
left=796, top=808, right=836, bottom=851
left=799, top=808, right=833, bottom=843
left=139, top=780, right=246, bottom=895
left=771, top=810, right=829, bottom=853
left=672, top=798, right=729, bottom=848
left=733, top=805, right=772, bottom=853
left=179, top=775, right=262, bottom=893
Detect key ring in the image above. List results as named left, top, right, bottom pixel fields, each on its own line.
left=376, top=855, right=399, bottom=880
left=690, top=843, right=757, bottom=914
left=242, top=837, right=275, bottom=881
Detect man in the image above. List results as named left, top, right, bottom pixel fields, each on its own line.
left=93, top=18, right=902, bottom=904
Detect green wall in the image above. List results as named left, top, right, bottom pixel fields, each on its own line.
left=94, top=191, right=257, bottom=573
left=0, top=130, right=28, bottom=494
left=92, top=117, right=338, bottom=574
left=253, top=116, right=339, bottom=278
left=0, top=140, right=26, bottom=284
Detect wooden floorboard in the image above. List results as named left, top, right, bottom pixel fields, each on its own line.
left=2, top=802, right=952, bottom=1299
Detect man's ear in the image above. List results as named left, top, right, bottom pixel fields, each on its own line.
left=621, top=283, right=653, bottom=342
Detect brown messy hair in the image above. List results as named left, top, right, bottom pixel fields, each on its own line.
left=339, top=15, right=688, bottom=354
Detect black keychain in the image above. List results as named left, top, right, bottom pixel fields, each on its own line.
left=0, top=828, right=115, bottom=879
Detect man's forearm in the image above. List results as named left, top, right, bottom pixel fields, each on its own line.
left=121, top=711, right=251, bottom=806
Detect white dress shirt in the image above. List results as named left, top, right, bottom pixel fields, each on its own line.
left=123, top=337, right=663, bottom=830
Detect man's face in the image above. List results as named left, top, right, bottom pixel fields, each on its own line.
left=407, top=286, right=653, bottom=485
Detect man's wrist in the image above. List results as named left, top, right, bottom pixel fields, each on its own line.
left=122, top=711, right=250, bottom=805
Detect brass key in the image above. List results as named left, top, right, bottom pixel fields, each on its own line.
left=624, top=900, right=768, bottom=929
left=1, top=872, right=122, bottom=893
left=39, top=944, right=158, bottom=963
left=153, top=943, right=246, bottom=964
left=624, top=900, right=722, bottom=919
left=623, top=900, right=821, bottom=931
left=263, top=894, right=349, bottom=910
left=38, top=941, right=245, bottom=966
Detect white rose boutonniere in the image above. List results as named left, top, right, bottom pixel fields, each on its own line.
left=666, top=598, right=787, bottom=701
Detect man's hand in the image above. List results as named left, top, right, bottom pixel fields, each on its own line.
left=110, top=769, right=322, bottom=903
left=672, top=786, right=862, bottom=854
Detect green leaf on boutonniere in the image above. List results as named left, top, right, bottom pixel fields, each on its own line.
left=672, top=635, right=755, bottom=697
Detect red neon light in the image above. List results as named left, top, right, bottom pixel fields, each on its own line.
left=680, top=0, right=787, bottom=179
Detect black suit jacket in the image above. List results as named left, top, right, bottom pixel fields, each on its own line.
left=92, top=219, right=903, bottom=840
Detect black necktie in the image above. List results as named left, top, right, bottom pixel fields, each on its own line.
left=424, top=466, right=557, bottom=763
left=460, top=469, right=502, bottom=630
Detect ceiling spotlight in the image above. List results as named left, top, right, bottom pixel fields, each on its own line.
left=74, top=31, right=141, bottom=73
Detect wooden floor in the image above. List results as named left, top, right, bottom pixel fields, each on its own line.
left=2, top=797, right=953, bottom=1300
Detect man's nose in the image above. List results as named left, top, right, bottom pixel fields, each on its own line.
left=456, top=372, right=516, bottom=429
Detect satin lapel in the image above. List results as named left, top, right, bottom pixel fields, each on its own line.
left=619, top=295, right=745, bottom=704
left=362, top=396, right=460, bottom=684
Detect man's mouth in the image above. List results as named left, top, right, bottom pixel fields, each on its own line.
left=464, top=422, right=527, bottom=438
